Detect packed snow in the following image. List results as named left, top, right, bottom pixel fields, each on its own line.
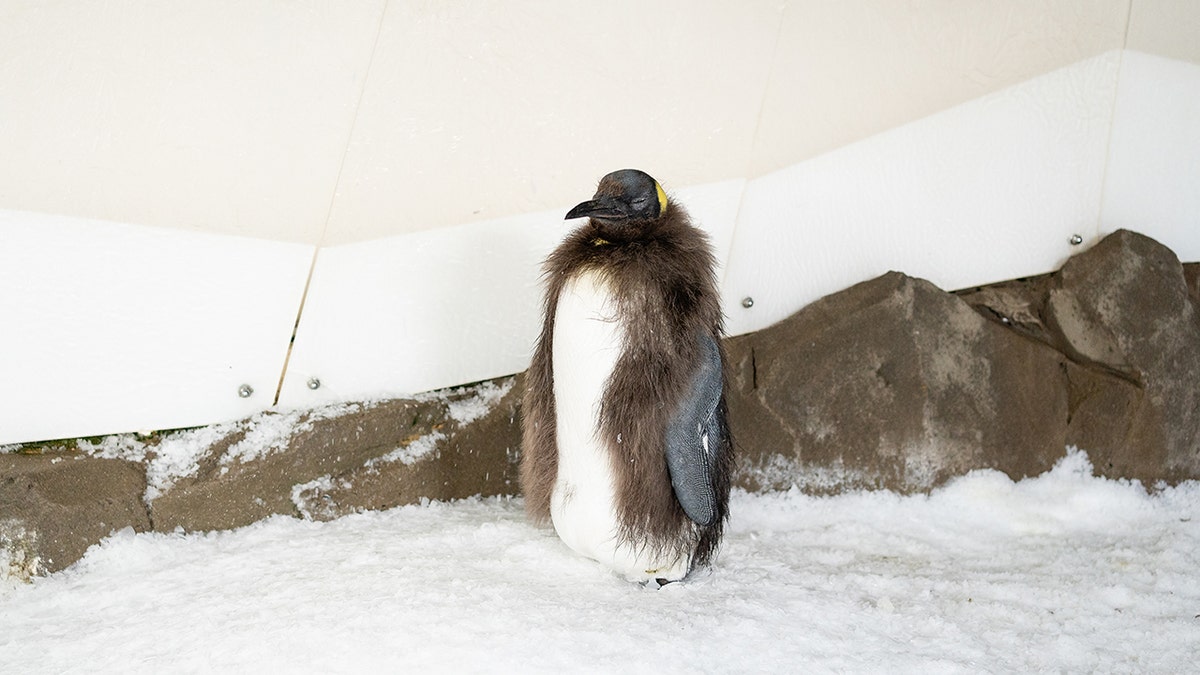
left=2, top=450, right=1198, bottom=673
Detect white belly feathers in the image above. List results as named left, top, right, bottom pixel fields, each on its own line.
left=550, top=270, right=689, bottom=581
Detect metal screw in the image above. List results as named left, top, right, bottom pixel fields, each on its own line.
left=307, top=377, right=321, bottom=390
left=237, top=384, right=254, bottom=398
left=1069, top=234, right=1083, bottom=246
left=741, top=296, right=754, bottom=309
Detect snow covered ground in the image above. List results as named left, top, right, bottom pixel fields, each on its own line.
left=2, top=450, right=1198, bottom=673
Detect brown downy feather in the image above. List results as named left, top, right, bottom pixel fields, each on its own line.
left=520, top=201, right=734, bottom=569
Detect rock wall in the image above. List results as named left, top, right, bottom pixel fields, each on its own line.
left=729, top=230, right=1200, bottom=492
left=3, top=229, right=1197, bottom=579
left=2, top=380, right=525, bottom=578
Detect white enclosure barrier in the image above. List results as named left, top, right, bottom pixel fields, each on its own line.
left=1100, top=51, right=1200, bottom=263
left=0, top=211, right=313, bottom=444
left=722, top=52, right=1121, bottom=336
left=1, top=3, right=1198, bottom=444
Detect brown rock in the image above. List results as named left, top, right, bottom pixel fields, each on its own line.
left=1060, top=360, right=1165, bottom=481
left=955, top=274, right=1144, bottom=467
left=2, top=376, right=524, bottom=576
left=294, top=375, right=523, bottom=519
left=1045, top=230, right=1200, bottom=477
left=150, top=376, right=522, bottom=531
left=1, top=453, right=150, bottom=576
left=1184, top=262, right=1199, bottom=306
left=148, top=397, right=452, bottom=531
left=955, top=273, right=1055, bottom=345
left=727, top=271, right=1070, bottom=494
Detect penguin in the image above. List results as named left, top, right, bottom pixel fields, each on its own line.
left=521, top=168, right=734, bottom=583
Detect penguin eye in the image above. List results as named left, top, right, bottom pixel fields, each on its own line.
left=631, top=196, right=650, bottom=210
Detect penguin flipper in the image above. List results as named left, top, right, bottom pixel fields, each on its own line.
left=665, top=332, right=725, bottom=527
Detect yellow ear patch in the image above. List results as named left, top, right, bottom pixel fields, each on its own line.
left=655, top=181, right=669, bottom=214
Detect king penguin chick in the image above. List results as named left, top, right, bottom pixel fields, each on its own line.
left=521, top=169, right=734, bottom=583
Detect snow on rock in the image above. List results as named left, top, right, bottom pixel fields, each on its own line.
left=415, top=376, right=515, bottom=426
left=445, top=378, right=515, bottom=424
left=357, top=377, right=515, bottom=470
left=1, top=449, right=1197, bottom=672
left=69, top=380, right=511, bottom=510
left=290, top=475, right=347, bottom=521
left=74, top=434, right=149, bottom=462
left=142, top=425, right=236, bottom=502
left=218, top=410, right=310, bottom=466
left=220, top=402, right=367, bottom=467
left=72, top=401, right=375, bottom=504
left=0, top=520, right=41, bottom=586
left=366, top=430, right=447, bottom=469
left=736, top=452, right=875, bottom=494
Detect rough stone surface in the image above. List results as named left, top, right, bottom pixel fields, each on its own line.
left=727, top=230, right=1199, bottom=493
left=152, top=376, right=522, bottom=531
left=1, top=453, right=150, bottom=577
left=1, top=377, right=522, bottom=577
left=726, top=272, right=1071, bottom=493
left=148, top=398, right=451, bottom=531
left=292, top=375, right=523, bottom=520
left=1046, top=230, right=1200, bottom=479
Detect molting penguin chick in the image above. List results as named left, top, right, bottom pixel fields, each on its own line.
left=521, top=169, right=734, bottom=583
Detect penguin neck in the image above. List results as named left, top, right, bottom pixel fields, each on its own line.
left=586, top=217, right=665, bottom=246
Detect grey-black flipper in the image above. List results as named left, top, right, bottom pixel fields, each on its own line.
left=664, top=332, right=724, bottom=527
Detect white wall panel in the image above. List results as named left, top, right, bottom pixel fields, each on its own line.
left=1100, top=51, right=1200, bottom=263
left=0, top=211, right=313, bottom=444
left=278, top=210, right=562, bottom=407
left=278, top=180, right=744, bottom=406
left=722, top=52, right=1122, bottom=336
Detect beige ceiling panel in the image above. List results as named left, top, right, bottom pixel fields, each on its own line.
left=0, top=1, right=386, bottom=243
left=323, top=0, right=782, bottom=244
left=750, top=0, right=1130, bottom=176
left=1128, top=0, right=1200, bottom=64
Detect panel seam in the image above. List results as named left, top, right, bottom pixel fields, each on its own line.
left=1092, top=1, right=1135, bottom=244
left=272, top=0, right=391, bottom=406
left=718, top=2, right=787, bottom=321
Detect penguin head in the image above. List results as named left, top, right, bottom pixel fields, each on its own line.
left=565, top=169, right=669, bottom=223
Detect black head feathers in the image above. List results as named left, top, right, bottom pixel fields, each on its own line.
left=565, top=169, right=669, bottom=223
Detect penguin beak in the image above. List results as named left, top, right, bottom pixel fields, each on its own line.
left=565, top=197, right=628, bottom=221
